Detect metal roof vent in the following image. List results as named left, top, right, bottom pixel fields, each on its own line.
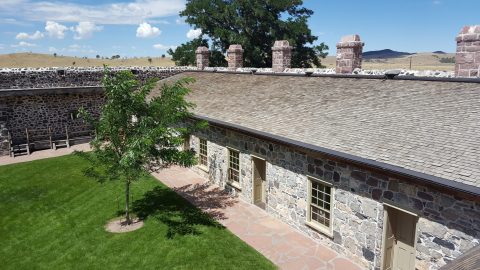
left=385, top=70, right=401, bottom=79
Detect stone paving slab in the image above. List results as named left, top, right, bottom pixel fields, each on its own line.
left=0, top=143, right=91, bottom=166
left=152, top=166, right=363, bottom=270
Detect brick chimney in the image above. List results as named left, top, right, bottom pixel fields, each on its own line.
left=195, top=46, right=209, bottom=70
left=455, top=25, right=480, bottom=77
left=336, top=35, right=364, bottom=74
left=272, top=40, right=293, bottom=72
left=227, top=44, right=244, bottom=70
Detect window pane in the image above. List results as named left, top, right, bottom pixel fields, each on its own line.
left=309, top=178, right=332, bottom=229
left=228, top=149, right=240, bottom=182
left=199, top=139, right=208, bottom=167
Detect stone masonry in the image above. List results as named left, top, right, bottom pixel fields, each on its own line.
left=189, top=125, right=480, bottom=270
left=0, top=68, right=183, bottom=156
left=227, top=45, right=244, bottom=70
left=272, top=40, right=293, bottom=72
left=336, top=35, right=364, bottom=74
left=0, top=67, right=188, bottom=89
left=455, top=25, right=480, bottom=78
left=195, top=46, right=210, bottom=70
left=0, top=92, right=103, bottom=154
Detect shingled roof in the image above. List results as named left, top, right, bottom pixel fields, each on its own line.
left=155, top=71, right=480, bottom=194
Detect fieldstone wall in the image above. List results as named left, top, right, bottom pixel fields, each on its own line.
left=0, top=67, right=190, bottom=89
left=0, top=92, right=104, bottom=155
left=0, top=104, right=8, bottom=156
left=189, top=125, right=480, bottom=270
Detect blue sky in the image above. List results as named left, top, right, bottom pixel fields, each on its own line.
left=0, top=0, right=478, bottom=58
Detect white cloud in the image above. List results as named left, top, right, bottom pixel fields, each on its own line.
left=0, top=44, right=4, bottom=50
left=67, top=44, right=96, bottom=54
left=0, top=0, right=185, bottom=25
left=72, top=21, right=102, bottom=40
left=136, top=22, right=161, bottom=38
left=45, top=21, right=68, bottom=39
left=153, top=44, right=177, bottom=50
left=16, top=30, right=44, bottom=40
left=48, top=46, right=57, bottom=52
left=175, top=18, right=186, bottom=25
left=186, top=28, right=202, bottom=39
left=11, top=41, right=37, bottom=47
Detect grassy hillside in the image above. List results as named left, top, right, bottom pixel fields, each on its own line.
left=0, top=53, right=175, bottom=68
left=321, top=52, right=455, bottom=71
left=0, top=52, right=455, bottom=71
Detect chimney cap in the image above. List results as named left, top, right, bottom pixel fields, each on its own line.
left=227, top=44, right=244, bottom=52
left=337, top=34, right=364, bottom=48
left=456, top=25, right=480, bottom=42
left=195, top=46, right=209, bottom=53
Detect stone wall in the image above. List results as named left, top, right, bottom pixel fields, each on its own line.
left=189, top=125, right=480, bottom=270
left=0, top=67, right=190, bottom=89
left=0, top=91, right=104, bottom=154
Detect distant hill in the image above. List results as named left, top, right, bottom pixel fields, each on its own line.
left=432, top=51, right=447, bottom=54
left=0, top=53, right=174, bottom=68
left=363, top=49, right=414, bottom=59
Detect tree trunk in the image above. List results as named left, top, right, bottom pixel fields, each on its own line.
left=125, top=179, right=131, bottom=225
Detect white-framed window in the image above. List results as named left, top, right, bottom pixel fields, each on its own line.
left=306, top=177, right=333, bottom=236
left=228, top=148, right=240, bottom=183
left=199, top=138, right=208, bottom=167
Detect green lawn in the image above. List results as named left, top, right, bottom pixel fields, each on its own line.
left=0, top=154, right=275, bottom=270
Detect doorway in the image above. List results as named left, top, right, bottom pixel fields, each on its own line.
left=382, top=205, right=418, bottom=270
left=252, top=157, right=266, bottom=209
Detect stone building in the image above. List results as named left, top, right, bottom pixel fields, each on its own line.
left=1, top=26, right=480, bottom=269
left=154, top=71, right=480, bottom=270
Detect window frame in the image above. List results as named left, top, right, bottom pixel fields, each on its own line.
left=305, top=176, right=334, bottom=237
left=227, top=147, right=241, bottom=189
left=198, top=138, right=208, bottom=171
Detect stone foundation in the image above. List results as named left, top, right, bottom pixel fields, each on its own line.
left=189, top=125, right=480, bottom=270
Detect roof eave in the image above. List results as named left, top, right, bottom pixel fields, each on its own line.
left=192, top=114, right=480, bottom=197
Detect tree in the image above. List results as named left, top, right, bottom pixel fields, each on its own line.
left=79, top=68, right=204, bottom=224
left=96, top=55, right=100, bottom=59
left=180, top=0, right=328, bottom=68
left=53, top=53, right=57, bottom=57
left=167, top=38, right=227, bottom=67
left=147, top=57, right=153, bottom=64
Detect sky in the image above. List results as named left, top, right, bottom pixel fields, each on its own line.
left=0, top=0, right=479, bottom=58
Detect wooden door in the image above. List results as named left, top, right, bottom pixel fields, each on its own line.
left=383, top=206, right=417, bottom=270
left=252, top=157, right=266, bottom=205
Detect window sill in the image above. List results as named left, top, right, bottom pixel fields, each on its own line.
left=305, top=221, right=333, bottom=238
left=227, top=181, right=242, bottom=191
left=197, top=165, right=209, bottom=173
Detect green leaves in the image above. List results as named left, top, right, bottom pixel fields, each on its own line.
left=81, top=67, right=203, bottom=183
left=181, top=0, right=328, bottom=68
left=168, top=38, right=227, bottom=67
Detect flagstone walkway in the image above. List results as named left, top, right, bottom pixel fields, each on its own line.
left=152, top=166, right=363, bottom=270
left=1, top=148, right=363, bottom=269
left=0, top=143, right=90, bottom=166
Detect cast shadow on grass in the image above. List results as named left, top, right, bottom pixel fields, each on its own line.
left=132, top=183, right=237, bottom=239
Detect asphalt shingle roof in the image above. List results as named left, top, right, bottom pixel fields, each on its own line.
left=156, top=72, right=480, bottom=189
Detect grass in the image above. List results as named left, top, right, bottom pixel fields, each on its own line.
left=0, top=154, right=275, bottom=270
left=0, top=53, right=175, bottom=68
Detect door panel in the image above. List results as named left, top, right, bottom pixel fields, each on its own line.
left=252, top=158, right=266, bottom=204
left=383, top=206, right=417, bottom=270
